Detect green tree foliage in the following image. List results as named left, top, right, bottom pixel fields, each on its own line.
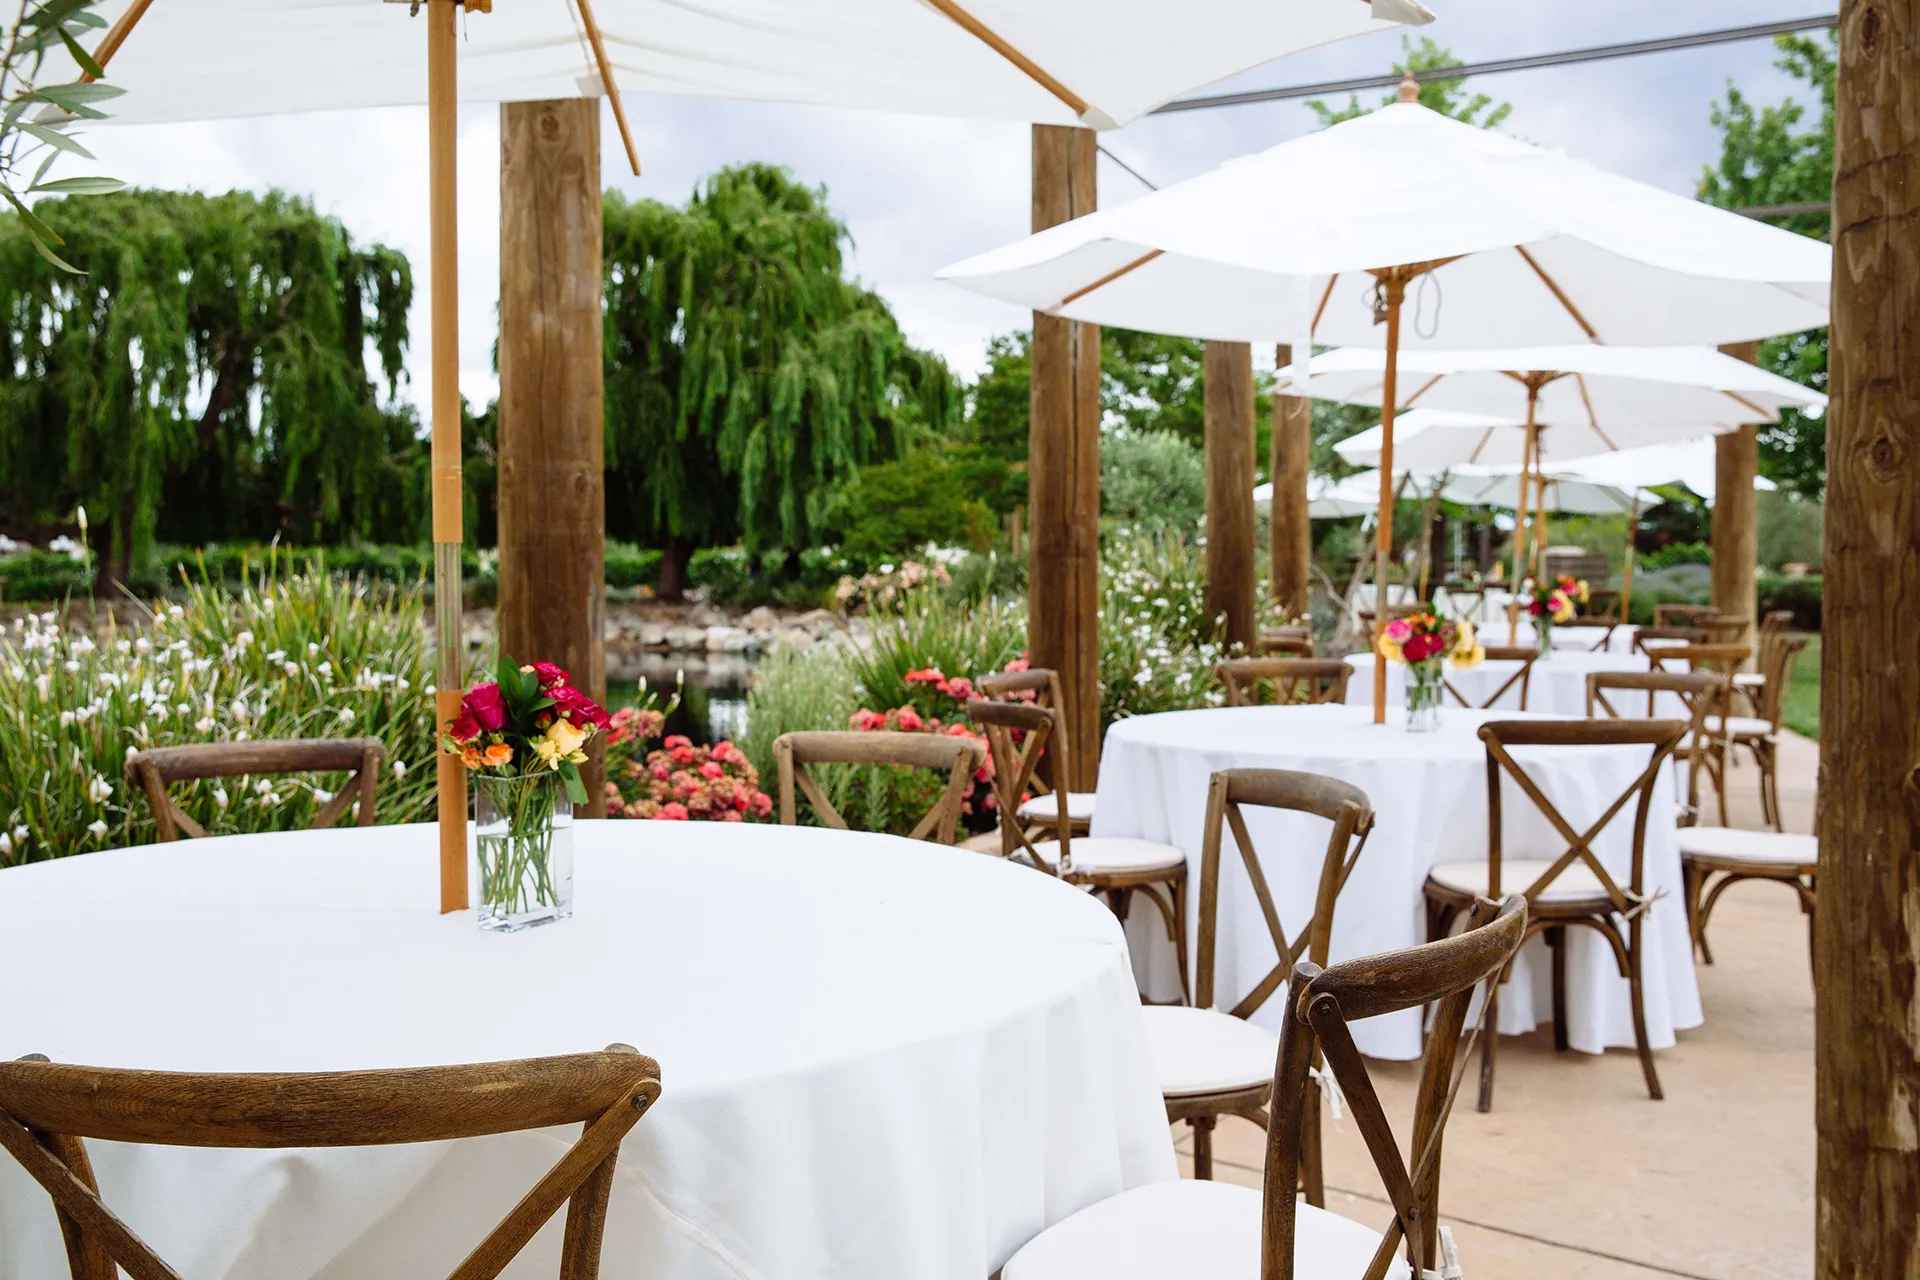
left=1307, top=37, right=1513, bottom=129
left=815, top=443, right=1015, bottom=561
left=1698, top=33, right=1833, bottom=500
left=1101, top=430, right=1205, bottom=531
left=0, top=189, right=417, bottom=587
left=602, top=165, right=956, bottom=598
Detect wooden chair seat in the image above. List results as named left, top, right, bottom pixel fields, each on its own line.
left=1000, top=1177, right=1404, bottom=1280
left=1706, top=714, right=1775, bottom=741
left=1028, top=836, right=1185, bottom=876
left=1426, top=857, right=1612, bottom=905
left=1678, top=827, right=1817, bottom=870
left=1016, top=790, right=1097, bottom=824
left=1139, top=1005, right=1279, bottom=1098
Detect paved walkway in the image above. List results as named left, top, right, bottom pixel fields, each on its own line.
left=1177, top=731, right=1818, bottom=1279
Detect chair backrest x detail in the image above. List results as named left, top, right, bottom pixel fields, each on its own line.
left=1480, top=719, right=1686, bottom=914
left=1586, top=670, right=1727, bottom=828
left=0, top=1047, right=661, bottom=1280
left=773, top=731, right=985, bottom=845
left=1220, top=658, right=1352, bottom=707
left=976, top=667, right=1072, bottom=793
left=1194, top=769, right=1375, bottom=1020
left=1263, top=897, right=1528, bottom=1280
left=124, top=738, right=386, bottom=841
left=969, top=699, right=1067, bottom=875
left=1444, top=646, right=1536, bottom=710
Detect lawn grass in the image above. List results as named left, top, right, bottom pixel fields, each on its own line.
left=1782, top=633, right=1820, bottom=740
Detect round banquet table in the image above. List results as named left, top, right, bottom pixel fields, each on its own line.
left=0, top=823, right=1173, bottom=1280
left=1343, top=649, right=1682, bottom=718
left=1091, top=704, right=1701, bottom=1060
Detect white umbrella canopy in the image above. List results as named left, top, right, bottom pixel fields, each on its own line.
left=1278, top=344, right=1826, bottom=427
left=1255, top=471, right=1383, bottom=520
left=1439, top=469, right=1656, bottom=516
left=60, top=0, right=1431, bottom=130
left=936, top=100, right=1831, bottom=347
left=1538, top=438, right=1777, bottom=504
left=1335, top=407, right=1747, bottom=471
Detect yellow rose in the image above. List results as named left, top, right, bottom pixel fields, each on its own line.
left=1454, top=643, right=1486, bottom=669
left=531, top=737, right=563, bottom=769
left=1577, top=579, right=1591, bottom=604
left=546, top=717, right=591, bottom=757
left=1375, top=634, right=1404, bottom=666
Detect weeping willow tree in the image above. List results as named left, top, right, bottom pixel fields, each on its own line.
left=604, top=164, right=955, bottom=599
left=0, top=188, right=418, bottom=587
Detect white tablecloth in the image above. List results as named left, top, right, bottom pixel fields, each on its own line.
left=0, top=824, right=1173, bottom=1280
left=1344, top=650, right=1677, bottom=717
left=1091, top=705, right=1701, bottom=1060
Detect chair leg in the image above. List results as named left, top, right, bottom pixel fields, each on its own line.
left=1682, top=860, right=1714, bottom=965
left=1628, top=916, right=1663, bottom=1101
left=1301, top=1096, right=1325, bottom=1208
left=1760, top=742, right=1782, bottom=833
left=1549, top=926, right=1569, bottom=1053
left=1477, top=986, right=1500, bottom=1113
left=1713, top=749, right=1731, bottom=827
left=1191, top=1114, right=1215, bottom=1181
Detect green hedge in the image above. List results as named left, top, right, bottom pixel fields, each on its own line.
left=0, top=549, right=91, bottom=602
left=1757, top=575, right=1820, bottom=631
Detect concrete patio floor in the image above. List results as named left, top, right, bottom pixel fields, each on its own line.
left=1174, top=731, right=1818, bottom=1280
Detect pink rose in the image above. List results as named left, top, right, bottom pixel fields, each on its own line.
left=659, top=802, right=689, bottom=821
left=1383, top=619, right=1414, bottom=644
left=530, top=661, right=570, bottom=690
left=721, top=809, right=742, bottom=822
left=699, top=761, right=724, bottom=780
left=462, top=683, right=507, bottom=732
left=895, top=706, right=924, bottom=732
left=751, top=792, right=773, bottom=818
left=550, top=684, right=612, bottom=730
left=663, top=734, right=691, bottom=750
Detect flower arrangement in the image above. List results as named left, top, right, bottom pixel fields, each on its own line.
left=1522, top=574, right=1588, bottom=625
left=441, top=657, right=610, bottom=806
left=1377, top=610, right=1484, bottom=732
left=608, top=729, right=773, bottom=822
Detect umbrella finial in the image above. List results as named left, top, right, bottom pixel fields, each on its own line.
left=1396, top=72, right=1420, bottom=104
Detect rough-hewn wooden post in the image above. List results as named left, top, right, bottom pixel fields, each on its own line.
left=498, top=99, right=607, bottom=811
left=1204, top=341, right=1257, bottom=650
left=1712, top=341, right=1761, bottom=661
left=1818, top=3, right=1920, bottom=1273
left=1029, top=125, right=1101, bottom=789
left=1270, top=343, right=1313, bottom=620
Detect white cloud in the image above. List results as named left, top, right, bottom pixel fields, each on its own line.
left=73, top=0, right=1823, bottom=408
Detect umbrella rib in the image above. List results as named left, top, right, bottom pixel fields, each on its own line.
left=923, top=0, right=1093, bottom=119
left=1465, top=426, right=1495, bottom=464
left=1721, top=389, right=1769, bottom=421
left=81, top=0, right=153, bottom=80
left=1514, top=245, right=1600, bottom=341
left=1403, top=373, right=1443, bottom=406
left=1311, top=273, right=1339, bottom=337
left=572, top=0, right=643, bottom=176
left=1057, top=249, right=1162, bottom=307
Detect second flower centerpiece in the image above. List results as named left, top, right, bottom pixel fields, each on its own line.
left=1520, top=574, right=1587, bottom=655
left=1377, top=610, right=1485, bottom=732
left=443, top=657, right=611, bottom=932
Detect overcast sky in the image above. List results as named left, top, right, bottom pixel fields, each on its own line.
left=79, top=1, right=1831, bottom=414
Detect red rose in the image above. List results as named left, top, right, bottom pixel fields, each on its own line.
left=447, top=710, right=482, bottom=742
left=462, top=683, right=507, bottom=732
left=699, top=761, right=724, bottom=780
left=531, top=661, right=570, bottom=690
left=751, top=792, right=773, bottom=818
left=1403, top=633, right=1442, bottom=663
left=550, top=684, right=612, bottom=730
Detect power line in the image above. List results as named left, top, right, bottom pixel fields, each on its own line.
left=1151, top=13, right=1839, bottom=115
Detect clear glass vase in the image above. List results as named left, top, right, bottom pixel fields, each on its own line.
left=1536, top=619, right=1554, bottom=657
left=471, top=772, right=574, bottom=932
left=1405, top=661, right=1443, bottom=733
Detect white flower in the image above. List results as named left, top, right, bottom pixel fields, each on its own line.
left=34, top=673, right=49, bottom=701
left=234, top=630, right=253, bottom=649
left=266, top=649, right=286, bottom=663
left=87, top=775, right=111, bottom=804
left=255, top=778, right=273, bottom=795
left=0, top=832, right=10, bottom=857
left=316, top=661, right=332, bottom=679
left=168, top=605, right=184, bottom=619
left=213, top=786, right=228, bottom=811
left=396, top=678, right=409, bottom=692
left=230, top=698, right=249, bottom=721
left=11, top=825, right=26, bottom=844
left=63, top=660, right=80, bottom=673
left=124, top=745, right=137, bottom=759
left=307, top=643, right=320, bottom=657
left=134, top=637, right=151, bottom=654
left=391, top=760, right=407, bottom=779
left=70, top=636, right=94, bottom=656
left=98, top=672, right=121, bottom=688
left=58, top=710, right=75, bottom=727
left=86, top=819, right=108, bottom=840
left=259, top=790, right=282, bottom=808
left=115, top=639, right=131, bottom=654
left=423, top=685, right=435, bottom=696
left=312, top=788, right=332, bottom=804
left=337, top=708, right=355, bottom=725
left=194, top=717, right=214, bottom=733
left=282, top=661, right=299, bottom=677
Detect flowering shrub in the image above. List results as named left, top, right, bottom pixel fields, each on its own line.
left=0, top=572, right=439, bottom=864
left=607, top=728, right=773, bottom=822
left=833, top=558, right=951, bottom=615
left=1099, top=527, right=1234, bottom=728
left=441, top=657, right=611, bottom=804
left=845, top=702, right=997, bottom=834
left=850, top=593, right=1025, bottom=717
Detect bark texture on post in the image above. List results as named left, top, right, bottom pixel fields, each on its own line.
left=1204, top=340, right=1257, bottom=650
left=498, top=99, right=607, bottom=810
left=1712, top=341, right=1761, bottom=661
left=1818, top=4, right=1920, bottom=1274
left=1270, top=343, right=1313, bottom=620
left=1029, top=124, right=1101, bottom=790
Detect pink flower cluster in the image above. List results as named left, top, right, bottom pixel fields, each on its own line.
left=904, top=667, right=978, bottom=701
left=847, top=704, right=998, bottom=816
left=608, top=734, right=773, bottom=822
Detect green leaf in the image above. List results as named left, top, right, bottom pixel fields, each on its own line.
left=560, top=761, right=588, bottom=807
left=1, top=186, right=66, bottom=245
left=17, top=120, right=96, bottom=159
left=29, top=232, right=83, bottom=274
left=30, top=176, right=122, bottom=195
left=27, top=0, right=95, bottom=31
left=29, top=149, right=59, bottom=192
left=55, top=26, right=104, bottom=80
left=494, top=653, right=518, bottom=690
left=33, top=81, right=124, bottom=112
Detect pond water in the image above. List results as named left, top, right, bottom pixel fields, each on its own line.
left=607, top=652, right=757, bottom=746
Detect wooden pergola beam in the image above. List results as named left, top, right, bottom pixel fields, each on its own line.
left=1270, top=343, right=1313, bottom=620
left=1712, top=341, right=1760, bottom=662
left=1816, top=2, right=1920, bottom=1271
left=1204, top=340, right=1256, bottom=650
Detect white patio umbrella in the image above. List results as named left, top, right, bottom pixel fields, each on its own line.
left=1539, top=437, right=1780, bottom=505
left=63, top=0, right=1432, bottom=907
left=1293, top=343, right=1823, bottom=590
left=1440, top=469, right=1657, bottom=516
left=1254, top=470, right=1385, bottom=520
left=937, top=82, right=1830, bottom=721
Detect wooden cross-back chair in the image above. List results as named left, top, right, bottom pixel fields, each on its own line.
left=1555, top=616, right=1620, bottom=651
left=1708, top=633, right=1807, bottom=832
left=968, top=698, right=1191, bottom=998
left=997, top=897, right=1529, bottom=1280
left=1424, top=718, right=1686, bottom=1110
left=1219, top=658, right=1351, bottom=707
left=1583, top=589, right=1622, bottom=623
left=974, top=667, right=1092, bottom=837
left=1445, top=645, right=1537, bottom=710
left=1258, top=626, right=1315, bottom=658
left=1678, top=823, right=1818, bottom=972
left=1734, top=609, right=1796, bottom=712
left=124, top=739, right=386, bottom=842
left=1653, top=603, right=1718, bottom=629
left=0, top=1046, right=661, bottom=1280
left=773, top=731, right=984, bottom=845
left=1632, top=625, right=1708, bottom=663
left=1587, top=670, right=1730, bottom=830
left=1138, top=769, right=1374, bottom=1189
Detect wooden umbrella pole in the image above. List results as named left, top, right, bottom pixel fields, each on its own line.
left=1621, top=492, right=1639, bottom=623
left=1507, top=410, right=1537, bottom=644
left=428, top=0, right=468, bottom=914
left=1372, top=273, right=1407, bottom=726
